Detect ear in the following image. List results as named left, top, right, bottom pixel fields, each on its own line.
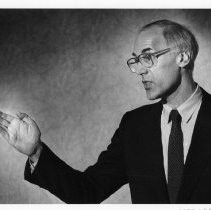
left=176, top=51, right=190, bottom=68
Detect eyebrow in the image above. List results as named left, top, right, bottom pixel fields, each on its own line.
left=132, top=47, right=152, bottom=56
left=142, top=48, right=152, bottom=53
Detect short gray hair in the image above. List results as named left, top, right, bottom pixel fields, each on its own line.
left=139, top=19, right=199, bottom=70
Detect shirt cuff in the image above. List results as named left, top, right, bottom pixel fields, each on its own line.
left=29, top=158, right=37, bottom=173
left=28, top=142, right=43, bottom=173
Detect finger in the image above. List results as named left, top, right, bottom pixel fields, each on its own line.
left=0, top=111, right=14, bottom=123
left=0, top=126, right=9, bottom=140
left=0, top=116, right=10, bottom=124
left=0, top=117, right=10, bottom=128
left=0, top=124, right=8, bottom=130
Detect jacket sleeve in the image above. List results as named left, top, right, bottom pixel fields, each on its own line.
left=24, top=114, right=128, bottom=204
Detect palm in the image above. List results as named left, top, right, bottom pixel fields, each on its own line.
left=0, top=112, right=41, bottom=156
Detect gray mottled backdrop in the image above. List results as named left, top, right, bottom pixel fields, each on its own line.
left=0, top=9, right=210, bottom=203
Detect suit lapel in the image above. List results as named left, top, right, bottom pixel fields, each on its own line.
left=177, top=89, right=211, bottom=203
left=147, top=101, right=166, bottom=177
left=143, top=101, right=169, bottom=201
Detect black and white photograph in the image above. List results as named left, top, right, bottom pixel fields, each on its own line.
left=0, top=9, right=211, bottom=205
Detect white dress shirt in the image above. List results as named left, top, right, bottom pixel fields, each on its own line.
left=161, top=85, right=202, bottom=181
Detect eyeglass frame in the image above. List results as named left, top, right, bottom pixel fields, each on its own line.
left=127, top=48, right=173, bottom=73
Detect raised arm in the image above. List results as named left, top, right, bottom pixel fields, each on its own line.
left=0, top=111, right=128, bottom=203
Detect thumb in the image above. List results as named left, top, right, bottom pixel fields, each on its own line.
left=16, top=112, right=37, bottom=128
left=16, top=112, right=28, bottom=120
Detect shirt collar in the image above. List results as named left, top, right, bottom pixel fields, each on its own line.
left=163, top=85, right=202, bottom=124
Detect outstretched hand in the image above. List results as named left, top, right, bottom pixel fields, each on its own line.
left=0, top=111, right=41, bottom=156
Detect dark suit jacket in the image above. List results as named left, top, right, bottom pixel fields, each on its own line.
left=24, top=88, right=211, bottom=204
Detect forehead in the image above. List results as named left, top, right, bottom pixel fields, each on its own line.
left=134, top=27, right=167, bottom=54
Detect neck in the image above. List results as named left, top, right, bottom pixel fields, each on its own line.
left=164, top=72, right=197, bottom=108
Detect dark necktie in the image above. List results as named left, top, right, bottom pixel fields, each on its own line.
left=168, top=109, right=184, bottom=203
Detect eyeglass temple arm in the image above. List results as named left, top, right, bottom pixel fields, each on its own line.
left=151, top=48, right=171, bottom=57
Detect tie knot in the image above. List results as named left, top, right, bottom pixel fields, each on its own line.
left=169, top=109, right=181, bottom=123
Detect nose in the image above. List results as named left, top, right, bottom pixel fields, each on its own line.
left=136, top=63, right=149, bottom=75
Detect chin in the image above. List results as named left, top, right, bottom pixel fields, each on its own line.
left=145, top=89, right=160, bottom=101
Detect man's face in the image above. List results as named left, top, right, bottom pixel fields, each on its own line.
left=133, top=27, right=181, bottom=100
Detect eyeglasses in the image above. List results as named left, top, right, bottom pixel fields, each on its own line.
left=127, top=48, right=172, bottom=74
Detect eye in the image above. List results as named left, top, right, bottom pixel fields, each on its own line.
left=128, top=58, right=137, bottom=64
left=140, top=54, right=152, bottom=64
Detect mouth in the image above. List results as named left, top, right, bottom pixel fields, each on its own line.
left=142, top=81, right=152, bottom=90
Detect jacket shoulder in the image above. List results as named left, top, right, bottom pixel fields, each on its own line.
left=122, top=101, right=162, bottom=123
left=202, top=88, right=211, bottom=102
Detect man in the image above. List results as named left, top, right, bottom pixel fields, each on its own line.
left=0, top=19, right=210, bottom=204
